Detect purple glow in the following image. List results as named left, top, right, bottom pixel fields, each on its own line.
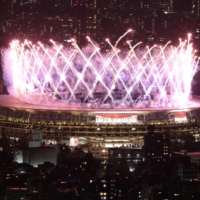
left=2, top=32, right=200, bottom=108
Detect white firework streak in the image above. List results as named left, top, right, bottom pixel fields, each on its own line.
left=2, top=32, right=200, bottom=108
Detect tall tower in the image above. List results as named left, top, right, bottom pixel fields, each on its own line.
left=191, top=0, right=200, bottom=18
left=73, top=0, right=87, bottom=44
left=73, top=0, right=102, bottom=44
left=144, top=125, right=170, bottom=163
left=169, top=0, right=173, bottom=12
left=2, top=0, right=16, bottom=17
left=85, top=0, right=101, bottom=39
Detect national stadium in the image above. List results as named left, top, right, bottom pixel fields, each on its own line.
left=0, top=31, right=200, bottom=147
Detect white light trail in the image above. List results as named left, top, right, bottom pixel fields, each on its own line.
left=2, top=34, right=199, bottom=108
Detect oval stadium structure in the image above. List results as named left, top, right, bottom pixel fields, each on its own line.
left=1, top=35, right=200, bottom=147
left=0, top=95, right=200, bottom=147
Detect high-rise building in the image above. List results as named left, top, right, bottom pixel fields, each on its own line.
left=1, top=0, right=16, bottom=17
left=73, top=0, right=102, bottom=44
left=144, top=125, right=170, bottom=163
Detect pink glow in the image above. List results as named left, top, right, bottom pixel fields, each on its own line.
left=2, top=35, right=199, bottom=108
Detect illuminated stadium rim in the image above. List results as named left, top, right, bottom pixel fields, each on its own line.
left=1, top=95, right=200, bottom=142
left=0, top=95, right=200, bottom=126
left=1, top=95, right=200, bottom=112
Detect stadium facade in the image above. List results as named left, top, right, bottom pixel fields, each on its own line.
left=0, top=95, right=200, bottom=147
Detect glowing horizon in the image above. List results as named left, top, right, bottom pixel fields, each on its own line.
left=2, top=32, right=200, bottom=109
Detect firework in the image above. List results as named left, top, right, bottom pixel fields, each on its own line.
left=2, top=31, right=199, bottom=108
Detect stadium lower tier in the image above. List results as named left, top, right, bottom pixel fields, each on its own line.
left=0, top=95, right=200, bottom=147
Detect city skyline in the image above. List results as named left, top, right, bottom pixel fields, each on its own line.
left=0, top=0, right=199, bottom=49
left=1, top=1, right=200, bottom=200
